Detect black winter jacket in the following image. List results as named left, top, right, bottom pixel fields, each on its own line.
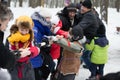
left=0, top=31, right=18, bottom=70
left=76, top=10, right=99, bottom=40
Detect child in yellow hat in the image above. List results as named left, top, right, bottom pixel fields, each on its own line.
left=7, top=15, right=39, bottom=80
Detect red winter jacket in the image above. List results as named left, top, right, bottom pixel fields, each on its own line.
left=10, top=42, right=39, bottom=62
left=50, top=20, right=69, bottom=59
left=53, top=20, right=69, bottom=38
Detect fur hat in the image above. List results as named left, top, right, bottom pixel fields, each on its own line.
left=15, top=16, right=34, bottom=28
left=40, top=9, right=52, bottom=18
left=50, top=15, right=60, bottom=25
left=82, top=0, right=92, bottom=9
left=67, top=3, right=77, bottom=12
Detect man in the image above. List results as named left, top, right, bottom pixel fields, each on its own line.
left=73, top=0, right=99, bottom=79
left=75, top=0, right=98, bottom=42
left=0, top=3, right=31, bottom=70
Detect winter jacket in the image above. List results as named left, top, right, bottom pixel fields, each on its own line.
left=0, top=30, right=19, bottom=70
left=52, top=20, right=69, bottom=38
left=7, top=32, right=39, bottom=62
left=75, top=10, right=99, bottom=41
left=31, top=12, right=51, bottom=68
left=86, top=37, right=109, bottom=64
left=50, top=43, right=60, bottom=59
left=10, top=61, right=35, bottom=80
left=56, top=38, right=83, bottom=75
left=50, top=19, right=63, bottom=59
left=91, top=37, right=109, bottom=64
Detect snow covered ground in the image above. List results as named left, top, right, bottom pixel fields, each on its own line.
left=4, top=7, right=120, bottom=80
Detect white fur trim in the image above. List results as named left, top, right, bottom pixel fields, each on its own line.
left=50, top=15, right=60, bottom=25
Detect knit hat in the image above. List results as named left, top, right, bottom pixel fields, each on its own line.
left=50, top=15, right=60, bottom=25
left=40, top=9, right=52, bottom=18
left=16, top=16, right=34, bottom=28
left=82, top=0, right=92, bottom=9
left=71, top=26, right=84, bottom=40
left=67, top=3, right=77, bottom=12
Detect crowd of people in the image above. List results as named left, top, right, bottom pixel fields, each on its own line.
left=0, top=0, right=119, bottom=80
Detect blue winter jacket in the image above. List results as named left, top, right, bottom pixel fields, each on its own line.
left=30, top=12, right=51, bottom=68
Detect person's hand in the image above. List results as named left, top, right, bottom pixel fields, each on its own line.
left=56, top=35, right=63, bottom=39
left=50, top=25, right=56, bottom=32
left=19, top=48, right=31, bottom=58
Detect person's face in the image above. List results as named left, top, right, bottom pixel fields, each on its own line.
left=68, top=11, right=76, bottom=20
left=18, top=27, right=29, bottom=35
left=45, top=17, right=51, bottom=22
left=0, top=19, right=9, bottom=31
left=81, top=5, right=89, bottom=14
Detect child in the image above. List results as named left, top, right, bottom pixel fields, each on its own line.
left=31, top=11, right=55, bottom=80
left=7, top=16, right=39, bottom=80
left=86, top=37, right=109, bottom=80
left=51, top=26, right=84, bottom=80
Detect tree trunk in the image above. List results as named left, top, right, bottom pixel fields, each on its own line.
left=100, top=0, right=109, bottom=24
left=19, top=0, right=23, bottom=7
left=7, top=0, right=11, bottom=7
left=41, top=0, right=44, bottom=7
left=37, top=0, right=41, bottom=7
left=115, top=0, right=120, bottom=12
left=29, top=0, right=38, bottom=8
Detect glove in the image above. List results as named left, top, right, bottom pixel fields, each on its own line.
left=36, top=42, right=46, bottom=48
left=19, top=48, right=31, bottom=58
left=51, top=36, right=58, bottom=41
left=40, top=42, right=46, bottom=47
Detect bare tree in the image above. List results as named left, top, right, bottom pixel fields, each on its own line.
left=7, top=0, right=11, bottom=7
left=100, top=0, right=109, bottom=24
left=13, top=0, right=17, bottom=7
left=92, top=0, right=100, bottom=8
left=37, top=0, right=41, bottom=6
left=115, top=0, right=120, bottom=12
left=19, top=0, right=23, bottom=7
left=41, top=0, right=44, bottom=7
left=29, top=0, right=39, bottom=8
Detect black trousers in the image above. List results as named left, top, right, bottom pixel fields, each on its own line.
left=34, top=65, right=50, bottom=80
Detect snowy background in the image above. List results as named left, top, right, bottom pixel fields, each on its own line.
left=4, top=6, right=120, bottom=80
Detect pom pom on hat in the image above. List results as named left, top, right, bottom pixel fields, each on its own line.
left=16, top=16, right=34, bottom=28
left=50, top=15, right=60, bottom=25
left=82, top=0, right=92, bottom=9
